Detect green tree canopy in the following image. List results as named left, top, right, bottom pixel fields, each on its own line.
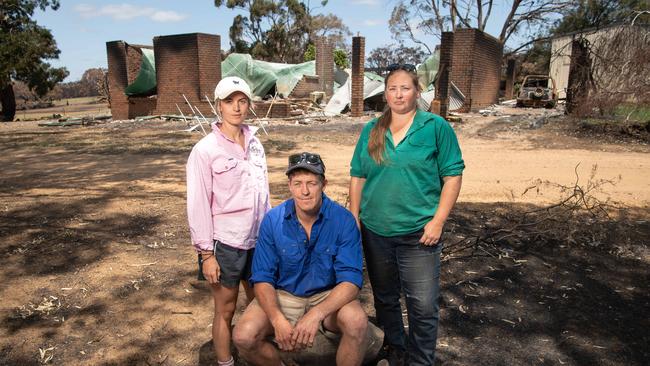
left=552, top=0, right=648, bottom=35
left=303, top=44, right=349, bottom=69
left=388, top=0, right=573, bottom=51
left=214, top=0, right=350, bottom=63
left=1, top=0, right=68, bottom=121
left=366, top=44, right=427, bottom=70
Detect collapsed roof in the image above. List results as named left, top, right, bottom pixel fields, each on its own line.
left=122, top=51, right=465, bottom=113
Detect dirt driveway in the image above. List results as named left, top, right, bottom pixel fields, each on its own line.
left=1, top=107, right=648, bottom=365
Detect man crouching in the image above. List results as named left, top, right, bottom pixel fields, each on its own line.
left=233, top=152, right=368, bottom=366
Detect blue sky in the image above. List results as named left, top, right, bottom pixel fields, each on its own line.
left=34, top=0, right=520, bottom=82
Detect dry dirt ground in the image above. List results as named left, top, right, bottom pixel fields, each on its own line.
left=0, top=106, right=648, bottom=365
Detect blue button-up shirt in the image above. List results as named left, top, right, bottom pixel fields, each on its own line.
left=250, top=194, right=363, bottom=297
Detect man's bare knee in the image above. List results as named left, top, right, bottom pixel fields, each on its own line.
left=232, top=320, right=261, bottom=350
left=337, top=303, right=368, bottom=339
left=233, top=303, right=272, bottom=352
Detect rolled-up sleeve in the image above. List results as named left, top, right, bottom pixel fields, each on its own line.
left=350, top=137, right=365, bottom=178
left=186, top=147, right=214, bottom=252
left=250, top=216, right=278, bottom=286
left=350, top=122, right=373, bottom=178
left=333, top=214, right=363, bottom=289
left=435, top=119, right=465, bottom=177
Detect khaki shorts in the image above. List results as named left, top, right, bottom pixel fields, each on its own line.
left=252, top=289, right=339, bottom=339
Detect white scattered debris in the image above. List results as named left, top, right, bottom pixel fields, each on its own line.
left=39, top=346, right=55, bottom=364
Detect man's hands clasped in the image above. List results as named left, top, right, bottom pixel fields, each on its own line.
left=291, top=308, right=324, bottom=350
left=272, top=316, right=295, bottom=351
left=272, top=308, right=324, bottom=352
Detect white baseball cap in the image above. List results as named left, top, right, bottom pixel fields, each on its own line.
left=214, top=76, right=252, bottom=101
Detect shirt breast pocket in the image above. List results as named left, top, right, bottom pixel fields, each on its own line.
left=279, top=244, right=303, bottom=273
left=212, top=157, right=241, bottom=191
left=313, top=247, right=336, bottom=283
left=405, top=134, right=437, bottom=165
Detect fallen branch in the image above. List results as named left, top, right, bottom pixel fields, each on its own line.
left=442, top=164, right=621, bottom=262
left=128, top=262, right=158, bottom=267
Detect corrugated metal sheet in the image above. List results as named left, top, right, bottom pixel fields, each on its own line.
left=449, top=82, right=465, bottom=111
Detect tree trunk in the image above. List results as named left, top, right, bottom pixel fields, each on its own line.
left=1, top=83, right=16, bottom=122
left=566, top=38, right=592, bottom=116
left=451, top=0, right=456, bottom=32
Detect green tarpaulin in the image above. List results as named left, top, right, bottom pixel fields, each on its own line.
left=417, top=50, right=440, bottom=91
left=124, top=48, right=156, bottom=96
left=221, top=53, right=317, bottom=98
left=121, top=50, right=439, bottom=99
left=122, top=52, right=321, bottom=98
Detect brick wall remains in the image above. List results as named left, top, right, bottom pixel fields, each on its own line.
left=253, top=101, right=290, bottom=119
left=106, top=41, right=129, bottom=120
left=290, top=75, right=321, bottom=98
left=351, top=36, right=365, bottom=117
left=450, top=30, right=473, bottom=112
left=197, top=33, right=221, bottom=101
left=438, top=32, right=454, bottom=118
left=125, top=44, right=153, bottom=85
left=154, top=33, right=221, bottom=116
left=128, top=96, right=157, bottom=118
left=107, top=42, right=157, bottom=119
left=449, top=29, right=502, bottom=112
left=315, top=38, right=334, bottom=98
left=470, top=30, right=502, bottom=109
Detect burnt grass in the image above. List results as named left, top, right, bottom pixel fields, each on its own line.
left=0, top=118, right=648, bottom=365
left=435, top=202, right=649, bottom=366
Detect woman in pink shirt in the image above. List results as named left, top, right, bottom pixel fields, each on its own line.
left=186, top=77, right=270, bottom=366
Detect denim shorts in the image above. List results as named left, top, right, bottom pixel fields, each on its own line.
left=197, top=240, right=254, bottom=288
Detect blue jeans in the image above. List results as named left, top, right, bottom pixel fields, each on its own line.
left=361, top=225, right=442, bottom=366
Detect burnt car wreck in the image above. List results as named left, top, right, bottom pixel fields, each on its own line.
left=516, top=75, right=558, bottom=108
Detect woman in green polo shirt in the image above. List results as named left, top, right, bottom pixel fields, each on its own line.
left=349, top=64, right=464, bottom=366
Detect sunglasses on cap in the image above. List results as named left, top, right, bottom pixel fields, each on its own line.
left=288, top=152, right=323, bottom=167
left=386, top=63, right=417, bottom=72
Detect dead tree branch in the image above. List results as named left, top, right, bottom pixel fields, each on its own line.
left=443, top=164, right=622, bottom=261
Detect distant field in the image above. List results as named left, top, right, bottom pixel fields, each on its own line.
left=16, top=96, right=110, bottom=121
left=51, top=96, right=102, bottom=107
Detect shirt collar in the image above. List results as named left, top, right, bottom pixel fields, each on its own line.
left=383, top=109, right=430, bottom=139
left=412, top=109, right=429, bottom=130
left=211, top=122, right=258, bottom=143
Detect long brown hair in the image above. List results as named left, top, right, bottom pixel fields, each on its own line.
left=367, top=69, right=421, bottom=164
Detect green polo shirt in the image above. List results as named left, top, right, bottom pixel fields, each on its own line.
left=350, top=110, right=465, bottom=237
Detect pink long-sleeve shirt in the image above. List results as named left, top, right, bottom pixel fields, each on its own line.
left=186, top=122, right=271, bottom=252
